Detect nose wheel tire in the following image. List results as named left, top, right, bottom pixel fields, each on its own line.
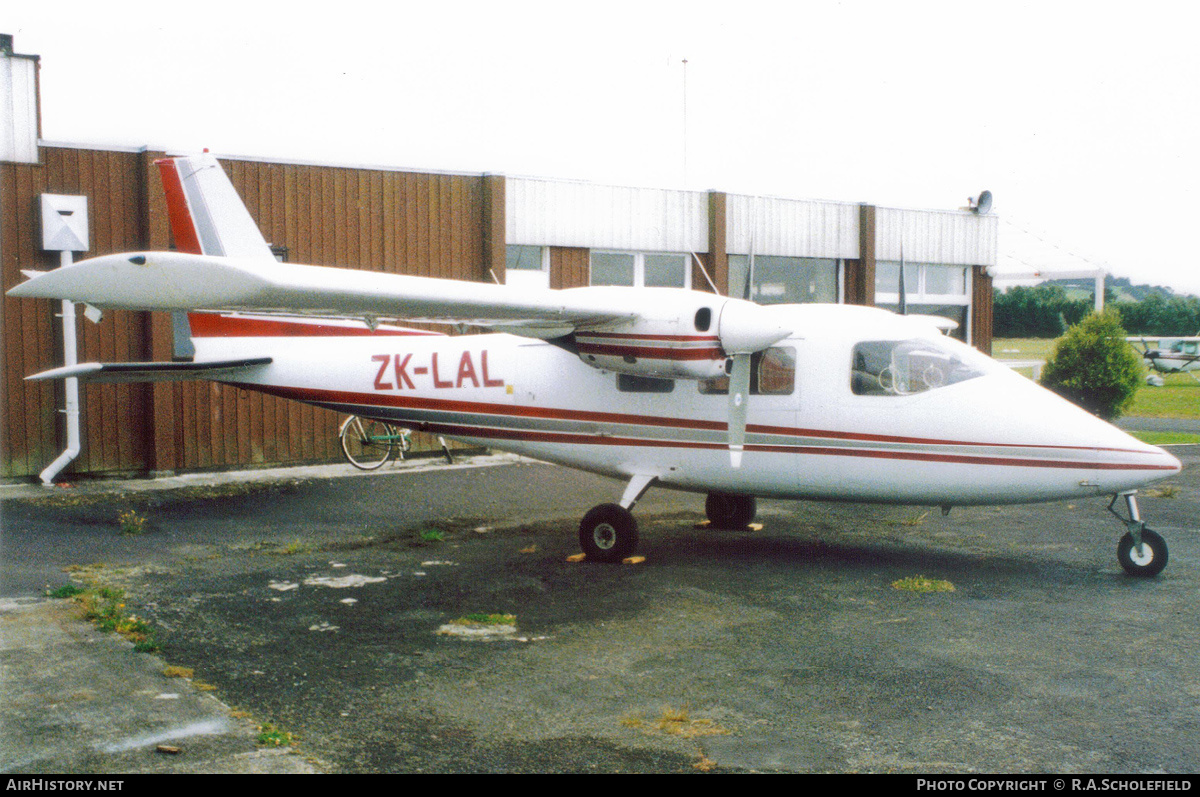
left=1118, top=528, right=1168, bottom=577
left=705, top=493, right=757, bottom=529
left=579, top=503, right=639, bottom=563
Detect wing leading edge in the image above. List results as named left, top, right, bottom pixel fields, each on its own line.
left=8, top=251, right=637, bottom=337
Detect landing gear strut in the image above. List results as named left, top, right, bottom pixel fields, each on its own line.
left=578, top=474, right=656, bottom=563
left=1109, top=491, right=1169, bottom=577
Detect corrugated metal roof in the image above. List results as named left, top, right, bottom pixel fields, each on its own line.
left=726, top=194, right=860, bottom=258
left=1, top=55, right=38, bottom=164
left=507, top=177, right=708, bottom=252
left=875, top=206, right=998, bottom=266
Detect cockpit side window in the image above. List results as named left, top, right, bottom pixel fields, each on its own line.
left=851, top=339, right=990, bottom=396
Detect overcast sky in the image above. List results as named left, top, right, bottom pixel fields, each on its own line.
left=7, top=0, right=1200, bottom=295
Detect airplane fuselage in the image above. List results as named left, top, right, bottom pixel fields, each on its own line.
left=198, top=304, right=1180, bottom=507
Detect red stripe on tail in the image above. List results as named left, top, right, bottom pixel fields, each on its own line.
left=155, top=158, right=203, bottom=255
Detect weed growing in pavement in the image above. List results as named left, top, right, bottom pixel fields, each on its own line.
left=256, top=721, right=298, bottom=747
left=117, top=508, right=147, bottom=535
left=72, top=584, right=159, bottom=652
left=622, top=705, right=731, bottom=739
left=452, top=613, right=516, bottom=626
left=891, top=575, right=956, bottom=594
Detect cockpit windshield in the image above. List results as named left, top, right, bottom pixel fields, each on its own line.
left=852, top=337, right=997, bottom=397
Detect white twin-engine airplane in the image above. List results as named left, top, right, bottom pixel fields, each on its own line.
left=9, top=156, right=1184, bottom=576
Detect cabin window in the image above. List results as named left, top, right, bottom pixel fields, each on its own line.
left=698, top=347, right=796, bottom=396
left=617, top=373, right=675, bottom=393
left=851, top=338, right=991, bottom=396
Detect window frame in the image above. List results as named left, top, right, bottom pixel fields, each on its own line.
left=726, top=255, right=841, bottom=305
left=874, top=261, right=973, bottom=344
left=590, top=250, right=692, bottom=290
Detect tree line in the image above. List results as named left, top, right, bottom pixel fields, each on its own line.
left=994, top=284, right=1200, bottom=338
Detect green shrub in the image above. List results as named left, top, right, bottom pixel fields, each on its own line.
left=1039, top=310, right=1143, bottom=420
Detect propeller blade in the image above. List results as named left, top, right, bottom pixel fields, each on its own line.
left=727, top=353, right=751, bottom=468
left=714, top=299, right=792, bottom=469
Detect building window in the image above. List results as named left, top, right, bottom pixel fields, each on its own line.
left=727, top=256, right=838, bottom=304
left=507, top=245, right=546, bottom=271
left=876, top=262, right=966, bottom=299
left=591, top=252, right=636, bottom=286
left=505, top=245, right=549, bottom=290
left=874, top=261, right=971, bottom=341
left=591, top=251, right=690, bottom=289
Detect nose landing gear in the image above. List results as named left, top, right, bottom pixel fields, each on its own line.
left=1109, top=491, right=1169, bottom=577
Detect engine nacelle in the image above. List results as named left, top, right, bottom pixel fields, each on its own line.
left=574, top=299, right=728, bottom=380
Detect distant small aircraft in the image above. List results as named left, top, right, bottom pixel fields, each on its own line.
left=8, top=155, right=1183, bottom=576
left=1129, top=336, right=1200, bottom=383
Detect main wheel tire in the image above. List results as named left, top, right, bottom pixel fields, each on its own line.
left=579, top=503, right=639, bottom=563
left=1118, top=528, right=1168, bottom=577
left=340, top=418, right=395, bottom=470
left=705, top=493, right=757, bottom=529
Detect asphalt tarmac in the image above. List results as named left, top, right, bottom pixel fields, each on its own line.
left=2, top=448, right=1198, bottom=774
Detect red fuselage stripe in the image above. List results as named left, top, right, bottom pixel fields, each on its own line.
left=576, top=343, right=726, bottom=361
left=231, top=382, right=1167, bottom=465
left=577, top=333, right=722, bottom=342
left=384, top=422, right=1176, bottom=471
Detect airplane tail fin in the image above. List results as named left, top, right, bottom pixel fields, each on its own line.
left=156, top=154, right=277, bottom=261
left=156, top=153, right=277, bottom=358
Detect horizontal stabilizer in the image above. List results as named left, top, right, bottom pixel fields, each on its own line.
left=27, top=357, right=272, bottom=384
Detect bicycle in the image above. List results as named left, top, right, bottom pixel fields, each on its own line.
left=338, top=415, right=412, bottom=470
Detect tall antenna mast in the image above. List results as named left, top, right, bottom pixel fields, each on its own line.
left=681, top=57, right=689, bottom=187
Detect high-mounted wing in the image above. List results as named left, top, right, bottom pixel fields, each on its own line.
left=7, top=154, right=795, bottom=465
left=8, top=250, right=636, bottom=337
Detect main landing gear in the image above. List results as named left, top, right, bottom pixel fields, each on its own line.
left=1109, top=491, right=1169, bottom=577
left=577, top=477, right=760, bottom=562
left=704, top=492, right=757, bottom=530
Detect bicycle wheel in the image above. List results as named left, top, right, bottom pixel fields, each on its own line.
left=339, top=416, right=395, bottom=470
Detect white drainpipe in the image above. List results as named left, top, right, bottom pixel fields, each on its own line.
left=40, top=252, right=81, bottom=486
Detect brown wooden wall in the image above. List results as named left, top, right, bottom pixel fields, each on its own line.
left=3, top=148, right=156, bottom=478
left=549, top=247, right=590, bottom=290
left=972, top=265, right=994, bottom=356
left=3, top=147, right=493, bottom=478
left=3, top=145, right=998, bottom=480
